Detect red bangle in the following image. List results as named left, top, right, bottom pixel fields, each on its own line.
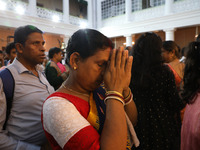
left=106, top=93, right=124, bottom=100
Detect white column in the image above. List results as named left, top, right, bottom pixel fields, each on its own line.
left=28, top=0, right=37, bottom=17
left=63, top=0, right=69, bottom=24
left=165, top=0, right=173, bottom=15
left=114, top=38, right=117, bottom=49
left=61, top=35, right=70, bottom=48
left=164, top=28, right=175, bottom=41
left=85, top=0, right=92, bottom=28
left=125, top=0, right=132, bottom=22
left=97, top=0, right=104, bottom=29
left=125, top=34, right=132, bottom=47
left=61, top=34, right=70, bottom=63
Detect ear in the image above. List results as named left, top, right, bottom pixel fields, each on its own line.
left=172, top=49, right=176, bottom=55
left=69, top=52, right=81, bottom=69
left=15, top=43, right=23, bottom=54
left=53, top=53, right=58, bottom=59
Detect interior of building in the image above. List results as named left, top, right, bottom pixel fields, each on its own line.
left=0, top=0, right=199, bottom=52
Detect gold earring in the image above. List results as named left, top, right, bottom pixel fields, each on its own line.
left=73, top=66, right=77, bottom=70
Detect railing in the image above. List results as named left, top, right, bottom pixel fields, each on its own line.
left=6, top=0, right=28, bottom=14
left=37, top=6, right=63, bottom=22
left=69, top=16, right=87, bottom=26
left=1, top=0, right=88, bottom=26
left=173, top=0, right=200, bottom=13
left=133, top=4, right=164, bottom=22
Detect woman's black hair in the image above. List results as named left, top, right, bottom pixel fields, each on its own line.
left=65, top=29, right=113, bottom=67
left=181, top=42, right=200, bottom=103
left=48, top=47, right=62, bottom=59
left=162, top=40, right=180, bottom=58
left=130, top=32, right=163, bottom=89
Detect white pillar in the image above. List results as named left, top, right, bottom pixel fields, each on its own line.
left=85, top=0, right=92, bottom=28
left=63, top=0, right=69, bottom=24
left=61, top=35, right=70, bottom=63
left=165, top=0, right=173, bottom=15
left=164, top=28, right=175, bottom=41
left=28, top=0, right=37, bottom=17
left=125, top=35, right=132, bottom=47
left=61, top=35, right=70, bottom=48
left=97, top=0, right=104, bottom=29
left=125, top=0, right=132, bottom=22
left=114, top=38, right=117, bottom=49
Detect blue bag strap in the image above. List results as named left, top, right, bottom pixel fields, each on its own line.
left=0, top=68, right=15, bottom=130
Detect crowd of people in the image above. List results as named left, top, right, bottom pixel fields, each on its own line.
left=0, top=24, right=199, bottom=150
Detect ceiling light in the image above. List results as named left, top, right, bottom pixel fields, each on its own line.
left=80, top=22, right=87, bottom=29
left=0, top=1, right=6, bottom=10
left=52, top=15, right=59, bottom=22
left=15, top=5, right=25, bottom=15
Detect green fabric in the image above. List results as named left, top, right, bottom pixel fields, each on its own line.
left=45, top=61, right=63, bottom=90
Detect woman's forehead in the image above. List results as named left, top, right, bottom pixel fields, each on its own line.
left=92, top=48, right=111, bottom=59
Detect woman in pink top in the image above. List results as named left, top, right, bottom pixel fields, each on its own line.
left=181, top=41, right=200, bottom=150
left=57, top=62, right=66, bottom=73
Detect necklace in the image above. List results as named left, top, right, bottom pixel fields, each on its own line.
left=62, top=83, right=90, bottom=97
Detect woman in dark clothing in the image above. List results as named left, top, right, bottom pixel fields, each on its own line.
left=130, top=32, right=184, bottom=150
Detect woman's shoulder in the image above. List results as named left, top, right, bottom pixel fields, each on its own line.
left=153, top=64, right=172, bottom=75
left=44, top=92, right=90, bottom=118
left=152, top=64, right=175, bottom=82
left=46, top=92, right=89, bottom=105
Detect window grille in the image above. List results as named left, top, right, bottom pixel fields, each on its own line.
left=101, top=0, right=181, bottom=19
left=102, top=0, right=125, bottom=20
left=132, top=0, right=165, bottom=12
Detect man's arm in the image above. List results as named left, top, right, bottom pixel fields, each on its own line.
left=0, top=78, right=41, bottom=150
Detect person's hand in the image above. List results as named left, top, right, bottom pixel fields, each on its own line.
left=103, top=47, right=133, bottom=94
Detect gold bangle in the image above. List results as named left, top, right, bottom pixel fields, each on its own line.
left=125, top=94, right=133, bottom=106
left=106, top=91, right=123, bottom=98
left=124, top=92, right=132, bottom=103
left=106, top=93, right=124, bottom=100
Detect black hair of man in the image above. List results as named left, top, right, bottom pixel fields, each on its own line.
left=5, top=42, right=15, bottom=55
left=48, top=47, right=62, bottom=59
left=14, top=25, right=43, bottom=45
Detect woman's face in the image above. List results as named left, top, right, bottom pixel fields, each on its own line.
left=76, top=47, right=111, bottom=91
left=161, top=48, right=172, bottom=63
